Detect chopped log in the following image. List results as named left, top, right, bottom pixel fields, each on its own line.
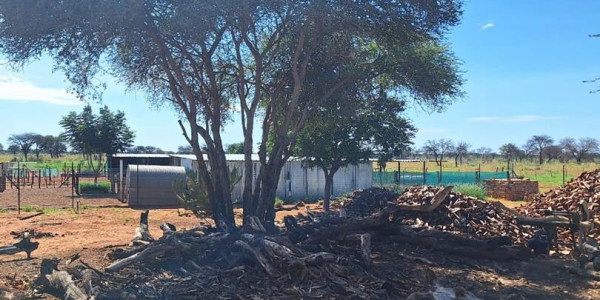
left=346, top=233, right=372, bottom=267
left=33, top=259, right=88, bottom=300
left=131, top=210, right=154, bottom=246
left=395, top=185, right=453, bottom=213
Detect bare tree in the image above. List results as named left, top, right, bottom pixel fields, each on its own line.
left=422, top=139, right=454, bottom=166
left=544, top=145, right=564, bottom=163
left=453, top=141, right=470, bottom=166
left=524, top=135, right=554, bottom=165
left=560, top=137, right=600, bottom=163
left=499, top=143, right=520, bottom=171
left=474, top=147, right=493, bottom=162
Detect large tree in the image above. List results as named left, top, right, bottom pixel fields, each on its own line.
left=453, top=141, right=470, bottom=166
left=296, top=87, right=415, bottom=211
left=560, top=137, right=600, bottom=163
left=423, top=139, right=454, bottom=166
left=60, top=105, right=135, bottom=182
left=0, top=0, right=464, bottom=229
left=38, top=135, right=67, bottom=158
left=524, top=135, right=554, bottom=165
left=226, top=143, right=245, bottom=155
left=499, top=143, right=521, bottom=171
left=7, top=133, right=37, bottom=161
left=0, top=142, right=3, bottom=152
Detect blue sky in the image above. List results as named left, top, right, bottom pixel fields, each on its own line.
left=1, top=1, right=599, bottom=153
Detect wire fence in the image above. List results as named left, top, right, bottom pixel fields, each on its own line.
left=373, top=170, right=508, bottom=186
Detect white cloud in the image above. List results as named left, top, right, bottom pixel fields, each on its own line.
left=419, top=128, right=448, bottom=133
left=468, top=115, right=563, bottom=123
left=481, top=22, right=494, bottom=30
left=0, top=75, right=80, bottom=106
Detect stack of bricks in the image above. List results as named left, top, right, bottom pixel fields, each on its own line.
left=482, top=179, right=539, bottom=201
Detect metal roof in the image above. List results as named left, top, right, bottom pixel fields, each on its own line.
left=112, top=154, right=171, bottom=158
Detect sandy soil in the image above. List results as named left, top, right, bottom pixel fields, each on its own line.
left=0, top=186, right=125, bottom=209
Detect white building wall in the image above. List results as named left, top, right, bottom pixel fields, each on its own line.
left=174, top=155, right=372, bottom=202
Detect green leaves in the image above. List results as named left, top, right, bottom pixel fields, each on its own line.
left=59, top=104, right=135, bottom=156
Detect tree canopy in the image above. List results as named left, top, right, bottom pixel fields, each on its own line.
left=296, top=87, right=415, bottom=210
left=226, top=143, right=245, bottom=155
left=524, top=135, right=554, bottom=165
left=7, top=133, right=37, bottom=161
left=0, top=0, right=464, bottom=229
left=60, top=105, right=135, bottom=181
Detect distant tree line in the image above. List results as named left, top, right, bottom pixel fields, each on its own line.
left=2, top=133, right=67, bottom=161
left=416, top=135, right=600, bottom=168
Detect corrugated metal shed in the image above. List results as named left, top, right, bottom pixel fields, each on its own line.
left=125, top=165, right=186, bottom=207
left=170, top=154, right=372, bottom=202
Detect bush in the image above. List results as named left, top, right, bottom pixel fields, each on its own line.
left=79, top=182, right=110, bottom=194
left=274, top=197, right=284, bottom=208
left=173, top=170, right=211, bottom=217
left=453, top=184, right=486, bottom=200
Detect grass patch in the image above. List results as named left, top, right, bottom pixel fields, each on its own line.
left=453, top=184, right=486, bottom=200
left=43, top=207, right=65, bottom=215
left=0, top=208, right=9, bottom=213
left=21, top=205, right=42, bottom=212
left=110, top=207, right=124, bottom=214
left=79, top=182, right=110, bottom=194
left=274, top=197, right=284, bottom=208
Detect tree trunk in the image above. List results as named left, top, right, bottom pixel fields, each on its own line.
left=322, top=166, right=338, bottom=212
left=242, top=132, right=254, bottom=225
left=539, top=151, right=543, bottom=165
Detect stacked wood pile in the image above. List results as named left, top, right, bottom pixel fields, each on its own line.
left=337, top=186, right=535, bottom=245
left=519, top=170, right=600, bottom=216
left=517, top=170, right=600, bottom=249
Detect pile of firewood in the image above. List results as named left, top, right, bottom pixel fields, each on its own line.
left=519, top=170, right=600, bottom=216
left=338, top=186, right=535, bottom=245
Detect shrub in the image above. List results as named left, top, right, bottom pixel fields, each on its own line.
left=274, top=197, right=284, bottom=208
left=174, top=171, right=211, bottom=217
left=453, top=184, right=486, bottom=200
left=79, top=182, right=110, bottom=194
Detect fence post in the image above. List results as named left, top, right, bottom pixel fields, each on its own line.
left=71, top=162, right=75, bottom=209
left=438, top=162, right=442, bottom=185
left=422, top=161, right=426, bottom=185
left=17, top=161, right=20, bottom=215
left=562, top=164, right=565, bottom=186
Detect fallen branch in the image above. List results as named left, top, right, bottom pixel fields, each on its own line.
left=19, top=211, right=44, bottom=221
left=385, top=225, right=531, bottom=261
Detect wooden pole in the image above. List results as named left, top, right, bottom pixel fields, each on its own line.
left=119, top=160, right=124, bottom=202
left=422, top=161, right=426, bottom=185
left=562, top=164, right=566, bottom=186
left=71, top=162, right=75, bottom=209
left=136, top=164, right=140, bottom=206
left=17, top=161, right=20, bottom=215
left=438, top=162, right=442, bottom=185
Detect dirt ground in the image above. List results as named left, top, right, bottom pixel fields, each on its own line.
left=0, top=192, right=599, bottom=299
left=0, top=186, right=125, bottom=209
